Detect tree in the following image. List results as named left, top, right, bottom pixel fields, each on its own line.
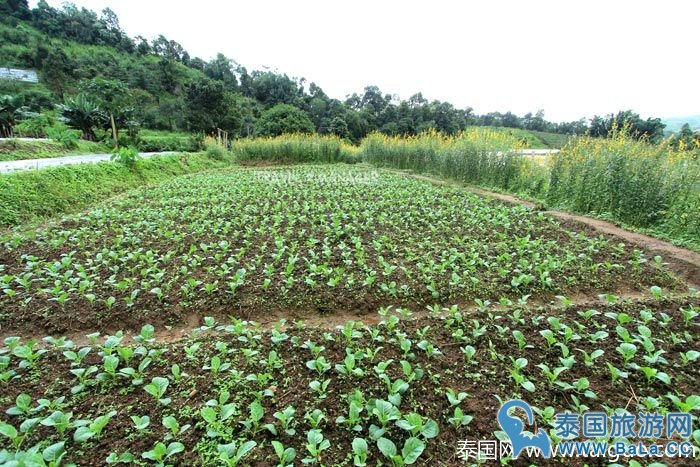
left=0, top=0, right=30, bottom=21
left=588, top=110, right=666, bottom=142
left=57, top=94, right=104, bottom=141
left=672, top=123, right=698, bottom=150
left=204, top=54, right=238, bottom=90
left=80, top=78, right=133, bottom=147
left=134, top=36, right=151, bottom=56
left=244, top=71, right=304, bottom=108
left=523, top=110, right=547, bottom=132
left=36, top=44, right=73, bottom=99
left=184, top=78, right=229, bottom=133
left=226, top=93, right=260, bottom=137
left=329, top=116, right=350, bottom=139
left=254, top=104, right=314, bottom=136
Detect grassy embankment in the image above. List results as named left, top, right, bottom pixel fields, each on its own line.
left=0, top=152, right=232, bottom=228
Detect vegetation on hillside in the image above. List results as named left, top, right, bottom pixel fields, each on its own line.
left=1, top=1, right=687, bottom=149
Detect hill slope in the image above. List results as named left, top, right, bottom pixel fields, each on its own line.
left=663, top=115, right=700, bottom=133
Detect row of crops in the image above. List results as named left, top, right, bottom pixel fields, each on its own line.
left=1, top=296, right=698, bottom=464
left=0, top=166, right=679, bottom=335
left=0, top=156, right=697, bottom=464
left=232, top=130, right=700, bottom=248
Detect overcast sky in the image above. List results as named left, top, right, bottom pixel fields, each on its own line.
left=32, top=0, right=699, bottom=122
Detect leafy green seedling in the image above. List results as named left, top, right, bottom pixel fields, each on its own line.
left=162, top=415, right=190, bottom=439
left=74, top=410, right=117, bottom=443
left=377, top=436, right=425, bottom=466
left=352, top=438, right=368, bottom=466
left=273, top=406, right=297, bottom=436
left=131, top=415, right=150, bottom=431
left=141, top=441, right=184, bottom=466
left=445, top=388, right=468, bottom=407
left=217, top=440, right=257, bottom=467
left=303, top=429, right=330, bottom=464
left=395, top=413, right=439, bottom=439
left=448, top=407, right=473, bottom=427
left=106, top=451, right=135, bottom=464
left=271, top=440, right=296, bottom=467
left=144, top=376, right=171, bottom=406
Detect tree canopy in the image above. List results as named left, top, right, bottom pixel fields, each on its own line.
left=255, top=104, right=315, bottom=136
left=0, top=2, right=670, bottom=143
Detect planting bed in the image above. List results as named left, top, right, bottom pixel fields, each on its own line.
left=0, top=165, right=697, bottom=465
left=0, top=166, right=682, bottom=336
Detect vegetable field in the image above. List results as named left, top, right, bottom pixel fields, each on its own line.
left=0, top=165, right=698, bottom=465
left=0, top=166, right=679, bottom=335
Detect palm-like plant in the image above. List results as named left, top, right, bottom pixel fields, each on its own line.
left=57, top=94, right=106, bottom=141
left=0, top=95, right=20, bottom=138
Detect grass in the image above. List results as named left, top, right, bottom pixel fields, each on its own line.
left=548, top=132, right=700, bottom=246
left=487, top=128, right=571, bottom=149
left=360, top=129, right=550, bottom=198
left=0, top=152, right=232, bottom=228
left=137, top=130, right=201, bottom=152
left=232, top=134, right=359, bottom=164
left=0, top=139, right=109, bottom=162
left=528, top=130, right=571, bottom=149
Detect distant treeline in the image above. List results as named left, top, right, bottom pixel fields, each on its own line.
left=0, top=0, right=675, bottom=144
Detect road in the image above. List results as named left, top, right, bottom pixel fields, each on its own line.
left=0, top=152, right=176, bottom=174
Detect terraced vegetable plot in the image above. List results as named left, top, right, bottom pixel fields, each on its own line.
left=0, top=165, right=698, bottom=465
left=0, top=298, right=698, bottom=465
left=0, top=166, right=681, bottom=336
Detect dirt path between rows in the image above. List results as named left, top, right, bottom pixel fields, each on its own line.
left=387, top=170, right=700, bottom=289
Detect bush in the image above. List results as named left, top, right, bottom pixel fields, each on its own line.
left=135, top=135, right=202, bottom=152
left=46, top=127, right=80, bottom=149
left=110, top=146, right=140, bottom=169
left=14, top=112, right=57, bottom=138
left=254, top=104, right=315, bottom=137
left=205, top=142, right=226, bottom=161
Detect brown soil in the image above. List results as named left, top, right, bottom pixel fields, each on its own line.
left=1, top=297, right=697, bottom=466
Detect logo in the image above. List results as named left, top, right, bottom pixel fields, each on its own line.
left=497, top=400, right=552, bottom=458
left=457, top=401, right=696, bottom=462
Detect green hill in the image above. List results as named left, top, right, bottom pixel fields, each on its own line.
left=0, top=1, right=598, bottom=145
left=662, top=115, right=700, bottom=133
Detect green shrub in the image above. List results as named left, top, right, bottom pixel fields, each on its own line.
left=14, top=112, right=57, bottom=138
left=110, top=145, right=140, bottom=168
left=135, top=134, right=202, bottom=152
left=205, top=142, right=226, bottom=161
left=46, top=127, right=80, bottom=149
